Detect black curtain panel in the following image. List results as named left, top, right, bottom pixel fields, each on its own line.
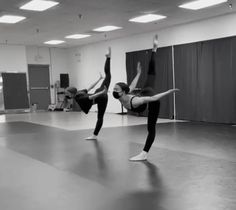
left=174, top=43, right=199, bottom=121
left=126, top=47, right=173, bottom=119
left=155, top=47, right=174, bottom=119
left=230, top=37, right=236, bottom=124
left=175, top=37, right=236, bottom=124
left=126, top=49, right=151, bottom=88
left=2, top=73, right=29, bottom=110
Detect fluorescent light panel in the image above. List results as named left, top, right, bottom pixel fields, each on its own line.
left=20, top=0, right=59, bottom=11
left=129, top=14, right=166, bottom=23
left=179, top=0, right=227, bottom=10
left=93, top=25, right=122, bottom=32
left=0, top=15, right=26, bottom=24
left=44, top=40, right=65, bottom=45
left=65, top=34, right=91, bottom=39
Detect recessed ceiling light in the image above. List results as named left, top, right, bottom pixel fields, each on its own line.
left=44, top=40, right=65, bottom=45
left=20, top=0, right=59, bottom=12
left=93, top=25, right=122, bottom=32
left=0, top=15, right=26, bottom=24
left=129, top=14, right=166, bottom=23
left=179, top=0, right=227, bottom=10
left=65, top=34, right=91, bottom=39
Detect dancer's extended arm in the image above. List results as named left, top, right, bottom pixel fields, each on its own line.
left=88, top=86, right=107, bottom=100
left=87, top=73, right=104, bottom=92
left=132, top=89, right=179, bottom=107
left=129, top=62, right=142, bottom=93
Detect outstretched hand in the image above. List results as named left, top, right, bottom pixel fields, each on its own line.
left=169, top=88, right=180, bottom=93
left=137, top=62, right=142, bottom=74
left=99, top=72, right=104, bottom=79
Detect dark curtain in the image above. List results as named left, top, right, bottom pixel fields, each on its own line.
left=174, top=43, right=199, bottom=121
left=175, top=37, right=236, bottom=124
left=126, top=47, right=173, bottom=119
left=2, top=73, right=29, bottom=110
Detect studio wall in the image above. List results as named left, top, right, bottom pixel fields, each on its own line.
left=68, top=12, right=236, bottom=114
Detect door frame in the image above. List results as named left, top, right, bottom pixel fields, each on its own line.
left=28, top=64, right=51, bottom=110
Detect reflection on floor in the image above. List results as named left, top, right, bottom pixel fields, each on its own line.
left=0, top=112, right=235, bottom=210
left=0, top=111, right=184, bottom=130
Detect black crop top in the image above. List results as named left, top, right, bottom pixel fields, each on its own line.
left=130, top=96, right=147, bottom=113
left=75, top=89, right=93, bottom=114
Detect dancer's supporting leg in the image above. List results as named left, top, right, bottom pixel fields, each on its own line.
left=130, top=35, right=160, bottom=161
left=85, top=48, right=111, bottom=140
left=129, top=100, right=160, bottom=161
left=92, top=95, right=108, bottom=137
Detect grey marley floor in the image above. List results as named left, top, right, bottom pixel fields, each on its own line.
left=0, top=112, right=235, bottom=210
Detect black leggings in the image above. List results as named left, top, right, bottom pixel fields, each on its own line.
left=143, top=100, right=160, bottom=152
left=93, top=57, right=111, bottom=136
left=141, top=51, right=160, bottom=152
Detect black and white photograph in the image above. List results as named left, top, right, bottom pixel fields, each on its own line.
left=0, top=0, right=235, bottom=209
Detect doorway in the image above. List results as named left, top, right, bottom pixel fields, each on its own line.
left=28, top=64, right=51, bottom=110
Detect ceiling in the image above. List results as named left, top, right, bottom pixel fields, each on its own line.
left=0, top=0, right=235, bottom=48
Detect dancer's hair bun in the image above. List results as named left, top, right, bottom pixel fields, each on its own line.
left=116, top=82, right=130, bottom=94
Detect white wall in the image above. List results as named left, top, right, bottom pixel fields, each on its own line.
left=0, top=45, right=27, bottom=72
left=68, top=12, right=236, bottom=113
left=0, top=45, right=69, bottom=106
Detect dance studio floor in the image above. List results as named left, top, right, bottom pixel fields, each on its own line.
left=0, top=112, right=235, bottom=210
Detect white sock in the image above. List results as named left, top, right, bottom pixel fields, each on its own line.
left=129, top=151, right=148, bottom=161
left=85, top=135, right=98, bottom=140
